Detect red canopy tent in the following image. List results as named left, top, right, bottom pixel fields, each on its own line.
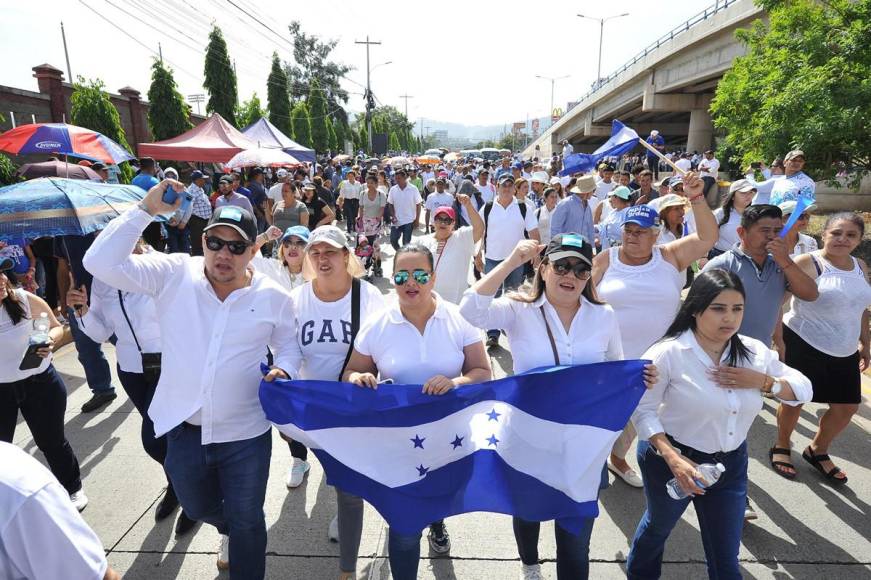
left=137, top=114, right=259, bottom=163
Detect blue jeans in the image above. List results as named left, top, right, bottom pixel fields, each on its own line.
left=165, top=224, right=191, bottom=254
left=627, top=439, right=747, bottom=580
left=67, top=307, right=114, bottom=395
left=388, top=528, right=422, bottom=580
left=513, top=464, right=607, bottom=579
left=484, top=258, right=525, bottom=339
left=165, top=425, right=272, bottom=580
left=390, top=222, right=414, bottom=251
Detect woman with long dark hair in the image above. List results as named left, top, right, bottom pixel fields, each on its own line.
left=460, top=234, right=656, bottom=580
left=708, top=180, right=756, bottom=260
left=627, top=269, right=812, bottom=579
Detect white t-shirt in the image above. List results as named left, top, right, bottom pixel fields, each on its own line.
left=712, top=207, right=742, bottom=252
left=339, top=181, right=363, bottom=201
left=674, top=158, right=692, bottom=173
left=289, top=280, right=386, bottom=381
left=475, top=182, right=496, bottom=204
left=423, top=226, right=477, bottom=304
left=250, top=255, right=306, bottom=291
left=792, top=232, right=818, bottom=257
left=0, top=442, right=108, bottom=580
left=267, top=182, right=285, bottom=203
left=482, top=198, right=539, bottom=261
left=594, top=179, right=614, bottom=204
left=387, top=184, right=423, bottom=226
left=424, top=192, right=455, bottom=213
left=698, top=157, right=720, bottom=179
left=355, top=295, right=481, bottom=384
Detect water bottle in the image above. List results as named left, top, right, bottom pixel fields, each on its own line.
left=666, top=462, right=725, bottom=500
left=30, top=312, right=50, bottom=346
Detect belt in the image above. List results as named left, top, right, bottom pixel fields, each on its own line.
left=666, top=434, right=742, bottom=464
left=182, top=421, right=202, bottom=429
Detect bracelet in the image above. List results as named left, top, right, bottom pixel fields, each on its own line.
left=688, top=194, right=705, bottom=203
left=761, top=374, right=775, bottom=392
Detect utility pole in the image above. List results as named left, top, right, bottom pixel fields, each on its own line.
left=535, top=75, right=570, bottom=119
left=355, top=36, right=381, bottom=152
left=158, top=42, right=163, bottom=63
left=578, top=13, right=630, bottom=88
left=399, top=93, right=413, bottom=119
left=60, top=21, right=73, bottom=83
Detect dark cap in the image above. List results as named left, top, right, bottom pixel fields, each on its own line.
left=250, top=167, right=263, bottom=176
left=190, top=170, right=207, bottom=180
left=90, top=162, right=107, bottom=171
left=544, top=233, right=593, bottom=267
left=498, top=174, right=515, bottom=186
left=203, top=205, right=258, bottom=242
left=395, top=167, right=408, bottom=176
left=218, top=175, right=233, bottom=184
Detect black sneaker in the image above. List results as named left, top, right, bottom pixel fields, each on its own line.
left=80, top=392, right=117, bottom=413
left=175, top=511, right=197, bottom=536
left=155, top=485, right=179, bottom=521
left=428, top=521, right=451, bottom=554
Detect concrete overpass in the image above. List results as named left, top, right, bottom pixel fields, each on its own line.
left=523, top=0, right=765, bottom=159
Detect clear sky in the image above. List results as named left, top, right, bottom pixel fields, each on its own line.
left=1, top=0, right=718, bottom=129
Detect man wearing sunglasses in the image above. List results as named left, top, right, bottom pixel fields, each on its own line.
left=84, top=180, right=301, bottom=579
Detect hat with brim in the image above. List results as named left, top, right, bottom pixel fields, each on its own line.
left=433, top=206, right=456, bottom=220
left=728, top=178, right=757, bottom=195
left=545, top=233, right=593, bottom=267
left=778, top=200, right=817, bottom=216
left=531, top=171, right=549, bottom=185
left=498, top=174, right=515, bottom=185
left=303, top=225, right=365, bottom=279
left=203, top=205, right=258, bottom=242
left=281, top=225, right=311, bottom=244
left=608, top=185, right=632, bottom=200
left=784, top=150, right=805, bottom=162
left=569, top=175, right=597, bottom=194
left=655, top=194, right=688, bottom=212
left=622, top=204, right=660, bottom=228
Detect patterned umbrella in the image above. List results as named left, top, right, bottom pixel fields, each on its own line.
left=0, top=177, right=145, bottom=241
left=0, top=123, right=135, bottom=164
left=225, top=148, right=301, bottom=170
left=17, top=160, right=102, bottom=181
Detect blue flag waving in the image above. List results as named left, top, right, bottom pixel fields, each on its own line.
left=560, top=120, right=640, bottom=176
left=260, top=361, right=647, bottom=534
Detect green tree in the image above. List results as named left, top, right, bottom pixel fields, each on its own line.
left=333, top=119, right=347, bottom=152
left=266, top=52, right=292, bottom=137
left=326, top=117, right=338, bottom=152
left=357, top=123, right=369, bottom=153
left=147, top=59, right=192, bottom=141
left=711, top=0, right=871, bottom=187
left=237, top=92, right=266, bottom=129
left=291, top=101, right=312, bottom=148
left=203, top=25, right=238, bottom=126
left=70, top=77, right=133, bottom=182
left=307, top=79, right=330, bottom=152
left=388, top=131, right=400, bottom=152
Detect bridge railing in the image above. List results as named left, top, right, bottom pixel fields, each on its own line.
left=569, top=0, right=740, bottom=110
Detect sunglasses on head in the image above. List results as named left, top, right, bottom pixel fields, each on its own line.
left=393, top=269, right=432, bottom=286
left=205, top=235, right=252, bottom=255
left=551, top=258, right=591, bottom=280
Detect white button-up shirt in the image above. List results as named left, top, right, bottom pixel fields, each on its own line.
left=84, top=207, right=301, bottom=444
left=459, top=291, right=623, bottom=374
left=633, top=330, right=812, bottom=454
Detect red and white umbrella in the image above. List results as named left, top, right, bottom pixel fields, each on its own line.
left=225, top=148, right=301, bottom=170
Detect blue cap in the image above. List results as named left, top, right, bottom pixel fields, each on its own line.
left=622, top=204, right=660, bottom=228
left=190, top=170, right=207, bottom=180
left=511, top=161, right=523, bottom=170
left=281, top=225, right=311, bottom=243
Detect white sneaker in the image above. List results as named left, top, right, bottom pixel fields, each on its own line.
left=69, top=489, right=89, bottom=512
left=520, top=563, right=543, bottom=580
left=286, top=458, right=310, bottom=489
left=328, top=514, right=339, bottom=543
left=217, top=534, right=230, bottom=570
left=608, top=461, right=644, bottom=488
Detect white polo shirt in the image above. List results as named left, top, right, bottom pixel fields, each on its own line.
left=354, top=295, right=481, bottom=385
left=0, top=442, right=107, bottom=580
left=84, top=207, right=302, bottom=444
left=387, top=183, right=423, bottom=226
left=482, top=198, right=539, bottom=261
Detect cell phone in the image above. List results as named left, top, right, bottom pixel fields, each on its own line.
left=19, top=342, right=48, bottom=371
left=161, top=184, right=180, bottom=205
left=750, top=162, right=762, bottom=169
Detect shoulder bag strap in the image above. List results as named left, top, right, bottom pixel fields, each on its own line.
left=540, top=305, right=560, bottom=366
left=338, top=278, right=362, bottom=380
left=117, top=290, right=143, bottom=354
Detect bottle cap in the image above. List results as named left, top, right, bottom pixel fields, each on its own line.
left=715, top=463, right=725, bottom=473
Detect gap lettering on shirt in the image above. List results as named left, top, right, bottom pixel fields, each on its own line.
left=301, top=319, right=353, bottom=345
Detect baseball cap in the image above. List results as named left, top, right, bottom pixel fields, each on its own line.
left=306, top=225, right=348, bottom=250
left=668, top=176, right=684, bottom=188
left=276, top=168, right=289, bottom=178
left=545, top=233, right=593, bottom=267
left=608, top=185, right=632, bottom=200
left=623, top=204, right=661, bottom=228
left=203, top=205, right=258, bottom=242
left=549, top=176, right=561, bottom=185
left=498, top=174, right=515, bottom=186
left=90, top=162, right=107, bottom=171
left=436, top=176, right=447, bottom=184
left=281, top=225, right=311, bottom=244
left=395, top=167, right=408, bottom=176
left=511, top=161, right=523, bottom=170
left=778, top=200, right=817, bottom=216
left=250, top=167, right=263, bottom=176
left=218, top=175, right=233, bottom=184
left=569, top=175, right=597, bottom=194
left=784, top=150, right=805, bottom=162
left=190, top=170, right=207, bottom=180
left=433, top=206, right=456, bottom=221
left=728, top=179, right=757, bottom=194
left=531, top=171, right=549, bottom=185
left=601, top=163, right=616, bottom=172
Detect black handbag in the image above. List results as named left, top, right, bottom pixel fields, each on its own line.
left=118, top=290, right=162, bottom=376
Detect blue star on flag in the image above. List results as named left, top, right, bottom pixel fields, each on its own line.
left=486, top=408, right=501, bottom=421
left=411, top=434, right=426, bottom=449
left=417, top=464, right=429, bottom=477
left=451, top=435, right=464, bottom=449
left=487, top=434, right=500, bottom=447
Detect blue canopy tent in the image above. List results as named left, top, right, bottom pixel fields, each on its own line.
left=242, top=117, right=316, bottom=164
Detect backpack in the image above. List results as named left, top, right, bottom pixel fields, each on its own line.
left=483, top=200, right=528, bottom=252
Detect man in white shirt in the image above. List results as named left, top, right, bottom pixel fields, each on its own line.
left=698, top=150, right=721, bottom=205
left=266, top=168, right=289, bottom=216
left=674, top=153, right=692, bottom=174
left=338, top=170, right=364, bottom=233
left=594, top=163, right=616, bottom=222
left=387, top=168, right=423, bottom=250
left=480, top=174, right=540, bottom=347
left=420, top=164, right=435, bottom=186
left=424, top=177, right=456, bottom=233
left=83, top=181, right=300, bottom=579
left=0, top=442, right=120, bottom=580
left=475, top=169, right=496, bottom=204
left=562, top=139, right=574, bottom=158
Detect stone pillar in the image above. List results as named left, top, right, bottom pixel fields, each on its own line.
left=32, top=64, right=66, bottom=123
left=687, top=108, right=714, bottom=153
left=118, top=87, right=146, bottom=149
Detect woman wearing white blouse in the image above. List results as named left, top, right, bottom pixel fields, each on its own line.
left=343, top=243, right=491, bottom=580
left=460, top=234, right=656, bottom=580
left=250, top=225, right=309, bottom=290
left=627, top=269, right=812, bottom=580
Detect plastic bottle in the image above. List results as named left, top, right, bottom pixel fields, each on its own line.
left=666, top=462, right=725, bottom=500
left=30, top=312, right=50, bottom=346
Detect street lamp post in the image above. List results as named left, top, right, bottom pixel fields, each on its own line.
left=355, top=37, right=382, bottom=152
left=535, top=74, right=571, bottom=118
left=577, top=12, right=629, bottom=89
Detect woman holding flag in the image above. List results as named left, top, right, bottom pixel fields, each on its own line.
left=459, top=233, right=657, bottom=580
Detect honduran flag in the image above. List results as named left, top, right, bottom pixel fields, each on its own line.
left=260, top=361, right=647, bottom=534
left=560, top=119, right=641, bottom=176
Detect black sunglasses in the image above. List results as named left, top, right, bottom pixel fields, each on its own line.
left=434, top=216, right=454, bottom=224
left=205, top=235, right=252, bottom=255
left=551, top=258, right=591, bottom=280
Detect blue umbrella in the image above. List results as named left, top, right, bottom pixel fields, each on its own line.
left=0, top=177, right=146, bottom=241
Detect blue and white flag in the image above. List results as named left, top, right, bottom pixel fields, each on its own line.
left=260, top=361, right=647, bottom=534
left=560, top=120, right=640, bottom=176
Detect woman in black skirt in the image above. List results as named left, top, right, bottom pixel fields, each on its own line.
left=771, top=213, right=871, bottom=485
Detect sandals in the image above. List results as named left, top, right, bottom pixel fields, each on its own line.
left=768, top=447, right=797, bottom=480
left=802, top=446, right=848, bottom=486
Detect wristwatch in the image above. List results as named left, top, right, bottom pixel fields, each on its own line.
left=770, top=380, right=783, bottom=397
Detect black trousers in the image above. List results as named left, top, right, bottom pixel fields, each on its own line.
left=117, top=366, right=167, bottom=466
left=188, top=215, right=209, bottom=256
left=0, top=365, right=82, bottom=494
